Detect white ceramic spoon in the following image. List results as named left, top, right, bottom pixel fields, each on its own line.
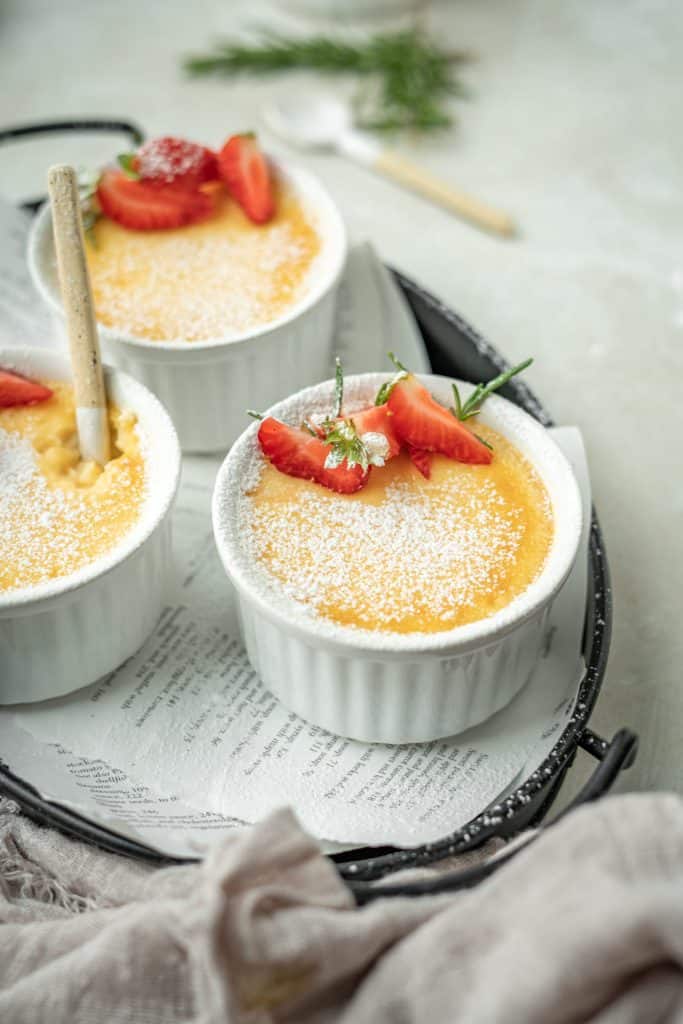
left=263, top=93, right=516, bottom=238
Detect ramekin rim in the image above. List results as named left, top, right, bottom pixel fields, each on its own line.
left=27, top=162, right=348, bottom=354
left=0, top=346, right=181, bottom=611
left=211, top=371, right=583, bottom=657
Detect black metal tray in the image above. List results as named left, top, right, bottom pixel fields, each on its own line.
left=0, top=119, right=637, bottom=899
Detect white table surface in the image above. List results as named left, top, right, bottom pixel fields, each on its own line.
left=1, top=0, right=681, bottom=805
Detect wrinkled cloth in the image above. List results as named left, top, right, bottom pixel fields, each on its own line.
left=1, top=794, right=683, bottom=1023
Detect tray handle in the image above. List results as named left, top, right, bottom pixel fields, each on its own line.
left=0, top=118, right=145, bottom=212
left=561, top=727, right=638, bottom=812
left=348, top=727, right=638, bottom=905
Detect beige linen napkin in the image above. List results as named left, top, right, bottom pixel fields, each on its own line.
left=1, top=793, right=683, bottom=1023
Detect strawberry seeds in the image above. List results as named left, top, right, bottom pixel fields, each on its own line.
left=90, top=132, right=275, bottom=233
left=255, top=358, right=534, bottom=495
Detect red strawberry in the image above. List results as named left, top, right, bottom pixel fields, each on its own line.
left=347, top=404, right=401, bottom=459
left=0, top=369, right=53, bottom=407
left=258, top=417, right=368, bottom=494
left=388, top=376, right=492, bottom=465
left=134, top=136, right=218, bottom=190
left=218, top=134, right=275, bottom=224
left=407, top=446, right=432, bottom=479
left=97, top=169, right=215, bottom=231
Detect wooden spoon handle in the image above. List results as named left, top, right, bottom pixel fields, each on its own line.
left=373, top=150, right=517, bottom=238
left=47, top=164, right=110, bottom=464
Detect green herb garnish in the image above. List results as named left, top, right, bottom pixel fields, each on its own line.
left=324, top=358, right=391, bottom=469
left=451, top=358, right=533, bottom=422
left=374, top=351, right=409, bottom=405
left=184, top=30, right=470, bottom=134
left=322, top=418, right=389, bottom=472
left=473, top=432, right=494, bottom=451
left=372, top=352, right=533, bottom=454
left=333, top=356, right=344, bottom=418
left=323, top=419, right=368, bottom=470
left=301, top=418, right=318, bottom=437
left=117, top=153, right=140, bottom=180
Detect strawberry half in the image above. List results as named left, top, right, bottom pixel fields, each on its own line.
left=407, top=445, right=432, bottom=479
left=258, top=417, right=369, bottom=494
left=134, top=136, right=218, bottom=190
left=97, top=168, right=215, bottom=231
left=0, top=369, right=53, bottom=407
left=218, top=134, right=275, bottom=224
left=347, top=403, right=401, bottom=459
left=388, top=376, right=492, bottom=465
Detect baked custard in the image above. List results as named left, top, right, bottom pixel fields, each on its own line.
left=81, top=133, right=321, bottom=342
left=0, top=374, right=146, bottom=592
left=241, top=359, right=553, bottom=634
left=86, top=185, right=320, bottom=342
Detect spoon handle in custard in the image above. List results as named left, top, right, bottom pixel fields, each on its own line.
left=47, top=164, right=110, bottom=465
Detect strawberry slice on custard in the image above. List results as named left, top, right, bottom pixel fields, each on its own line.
left=0, top=369, right=53, bottom=407
left=407, top=445, right=432, bottom=479
left=133, top=136, right=218, bottom=190
left=347, top=403, right=401, bottom=460
left=388, top=375, right=492, bottom=465
left=218, top=133, right=275, bottom=224
left=258, top=417, right=369, bottom=494
left=97, top=168, right=215, bottom=231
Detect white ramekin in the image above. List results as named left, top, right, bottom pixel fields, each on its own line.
left=27, top=162, right=347, bottom=453
left=212, top=373, right=583, bottom=744
left=0, top=346, right=180, bottom=704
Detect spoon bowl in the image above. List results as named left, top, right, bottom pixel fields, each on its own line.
left=264, top=94, right=353, bottom=150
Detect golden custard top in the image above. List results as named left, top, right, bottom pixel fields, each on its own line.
left=245, top=424, right=553, bottom=634
left=0, top=381, right=146, bottom=593
left=85, top=183, right=321, bottom=342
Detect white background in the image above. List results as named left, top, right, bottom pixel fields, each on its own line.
left=0, top=0, right=681, bottom=803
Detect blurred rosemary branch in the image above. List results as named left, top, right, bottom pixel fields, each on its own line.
left=183, top=30, right=471, bottom=133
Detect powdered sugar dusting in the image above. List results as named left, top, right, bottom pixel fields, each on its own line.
left=0, top=430, right=36, bottom=494
left=86, top=189, right=321, bottom=342
left=215, top=373, right=580, bottom=651
left=0, top=386, right=148, bottom=594
left=243, top=450, right=550, bottom=634
left=137, top=138, right=208, bottom=183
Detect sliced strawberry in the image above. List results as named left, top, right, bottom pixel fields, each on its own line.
left=302, top=404, right=400, bottom=458
left=218, top=134, right=275, bottom=224
left=97, top=168, right=215, bottom=231
left=134, top=136, right=218, bottom=190
left=407, top=445, right=432, bottom=479
left=0, top=369, right=53, bottom=407
left=301, top=415, right=327, bottom=440
left=258, top=417, right=368, bottom=494
left=347, top=403, right=401, bottom=459
left=387, top=376, right=492, bottom=465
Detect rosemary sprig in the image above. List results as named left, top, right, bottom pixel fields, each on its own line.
left=372, top=351, right=533, bottom=454
left=184, top=30, right=469, bottom=134
left=117, top=153, right=140, bottom=180
left=323, top=418, right=389, bottom=471
left=333, top=356, right=344, bottom=418
left=374, top=351, right=409, bottom=405
left=473, top=432, right=494, bottom=451
left=247, top=359, right=388, bottom=471
left=451, top=358, right=533, bottom=422
left=324, top=419, right=368, bottom=471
